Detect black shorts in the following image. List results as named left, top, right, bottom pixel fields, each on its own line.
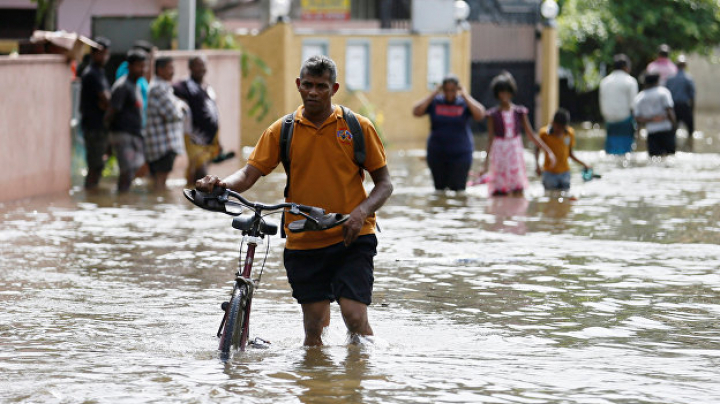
left=426, top=150, right=472, bottom=191
left=148, top=151, right=177, bottom=174
left=647, top=130, right=676, bottom=156
left=283, top=234, right=377, bottom=305
left=82, top=128, right=108, bottom=171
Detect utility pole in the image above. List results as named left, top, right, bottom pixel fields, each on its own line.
left=539, top=0, right=559, bottom=126
left=178, top=0, right=196, bottom=50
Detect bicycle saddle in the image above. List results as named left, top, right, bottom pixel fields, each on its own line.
left=288, top=213, right=349, bottom=233
left=183, top=188, right=229, bottom=213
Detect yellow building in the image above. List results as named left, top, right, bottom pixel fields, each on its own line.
left=236, top=22, right=471, bottom=147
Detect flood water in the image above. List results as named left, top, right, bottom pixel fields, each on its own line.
left=2, top=128, right=720, bottom=403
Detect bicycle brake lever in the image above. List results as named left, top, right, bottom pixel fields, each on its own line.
left=288, top=204, right=301, bottom=215
left=288, top=204, right=323, bottom=224
left=287, top=213, right=349, bottom=233
left=289, top=209, right=320, bottom=224
left=216, top=190, right=229, bottom=203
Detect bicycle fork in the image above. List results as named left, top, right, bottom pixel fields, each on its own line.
left=216, top=277, right=255, bottom=338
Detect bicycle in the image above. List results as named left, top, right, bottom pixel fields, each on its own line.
left=183, top=187, right=348, bottom=358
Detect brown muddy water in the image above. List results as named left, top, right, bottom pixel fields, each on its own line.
left=2, top=129, right=720, bottom=403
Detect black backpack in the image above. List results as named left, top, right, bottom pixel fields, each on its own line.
left=278, top=105, right=366, bottom=237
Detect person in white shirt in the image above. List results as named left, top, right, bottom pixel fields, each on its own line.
left=633, top=72, right=677, bottom=157
left=599, top=54, right=639, bottom=155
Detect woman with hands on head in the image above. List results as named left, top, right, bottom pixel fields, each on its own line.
left=413, top=74, right=486, bottom=192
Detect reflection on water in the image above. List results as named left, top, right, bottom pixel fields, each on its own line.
left=486, top=197, right=530, bottom=235
left=2, top=140, right=720, bottom=403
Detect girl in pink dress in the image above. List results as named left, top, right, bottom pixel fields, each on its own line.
left=481, top=72, right=555, bottom=196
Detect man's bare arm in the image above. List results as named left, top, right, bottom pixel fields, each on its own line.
left=195, top=164, right=263, bottom=193
left=342, top=165, right=393, bottom=246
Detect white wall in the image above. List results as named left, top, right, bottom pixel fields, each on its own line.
left=687, top=51, right=720, bottom=111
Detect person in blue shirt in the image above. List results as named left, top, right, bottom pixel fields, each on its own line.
left=665, top=54, right=696, bottom=151
left=413, top=74, right=486, bottom=191
left=115, top=40, right=154, bottom=126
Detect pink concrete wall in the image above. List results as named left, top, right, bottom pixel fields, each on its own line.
left=0, top=0, right=34, bottom=9
left=0, top=55, right=73, bottom=202
left=57, top=0, right=177, bottom=38
left=3, top=0, right=177, bottom=37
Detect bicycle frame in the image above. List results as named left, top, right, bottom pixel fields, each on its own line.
left=217, top=210, right=267, bottom=352
left=237, top=241, right=257, bottom=350
left=183, top=187, right=346, bottom=355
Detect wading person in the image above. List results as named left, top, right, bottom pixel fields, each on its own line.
left=144, top=56, right=187, bottom=191
left=646, top=44, right=677, bottom=87
left=633, top=72, right=677, bottom=157
left=665, top=54, right=695, bottom=151
left=115, top=40, right=154, bottom=127
left=79, top=37, right=111, bottom=189
left=534, top=108, right=590, bottom=192
left=481, top=72, right=555, bottom=197
left=195, top=56, right=393, bottom=346
left=173, top=56, right=220, bottom=186
left=599, top=54, right=639, bottom=155
left=412, top=74, right=486, bottom=191
left=105, top=49, right=147, bottom=192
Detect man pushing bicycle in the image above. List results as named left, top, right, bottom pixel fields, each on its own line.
left=196, top=55, right=393, bottom=346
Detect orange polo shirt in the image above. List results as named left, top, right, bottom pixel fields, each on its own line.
left=247, top=105, right=387, bottom=250
left=539, top=125, right=575, bottom=174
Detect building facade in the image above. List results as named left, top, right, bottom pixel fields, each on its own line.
left=235, top=21, right=472, bottom=146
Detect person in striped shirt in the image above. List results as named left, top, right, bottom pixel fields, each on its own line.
left=144, top=56, right=187, bottom=191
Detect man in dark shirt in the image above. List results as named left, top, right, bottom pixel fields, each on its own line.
left=105, top=49, right=148, bottom=192
left=79, top=37, right=111, bottom=189
left=173, top=56, right=220, bottom=185
left=666, top=55, right=696, bottom=151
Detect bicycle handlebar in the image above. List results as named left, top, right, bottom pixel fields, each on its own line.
left=184, top=188, right=319, bottom=215
left=224, top=188, right=324, bottom=218
left=183, top=188, right=348, bottom=233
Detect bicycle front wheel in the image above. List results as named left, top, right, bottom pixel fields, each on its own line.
left=219, top=285, right=249, bottom=355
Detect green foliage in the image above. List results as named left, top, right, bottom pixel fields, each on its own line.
left=196, top=7, right=238, bottom=50
left=347, top=89, right=387, bottom=146
left=150, top=7, right=272, bottom=121
left=150, top=8, right=238, bottom=50
left=558, top=0, right=720, bottom=90
left=150, top=9, right=178, bottom=42
left=30, top=0, right=57, bottom=31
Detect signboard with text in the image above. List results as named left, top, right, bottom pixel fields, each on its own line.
left=301, top=0, right=351, bottom=21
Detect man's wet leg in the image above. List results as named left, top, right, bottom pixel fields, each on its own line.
left=301, top=301, right=331, bottom=346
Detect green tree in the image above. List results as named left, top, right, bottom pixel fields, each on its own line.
left=558, top=0, right=720, bottom=90
left=151, top=6, right=272, bottom=121
left=30, top=0, right=58, bottom=31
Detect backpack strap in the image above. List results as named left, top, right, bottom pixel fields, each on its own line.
left=341, top=105, right=381, bottom=231
left=340, top=105, right=366, bottom=168
left=279, top=112, right=296, bottom=198
left=278, top=112, right=296, bottom=238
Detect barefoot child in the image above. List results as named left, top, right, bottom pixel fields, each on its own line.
left=534, top=108, right=590, bottom=192
left=481, top=72, right=556, bottom=196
